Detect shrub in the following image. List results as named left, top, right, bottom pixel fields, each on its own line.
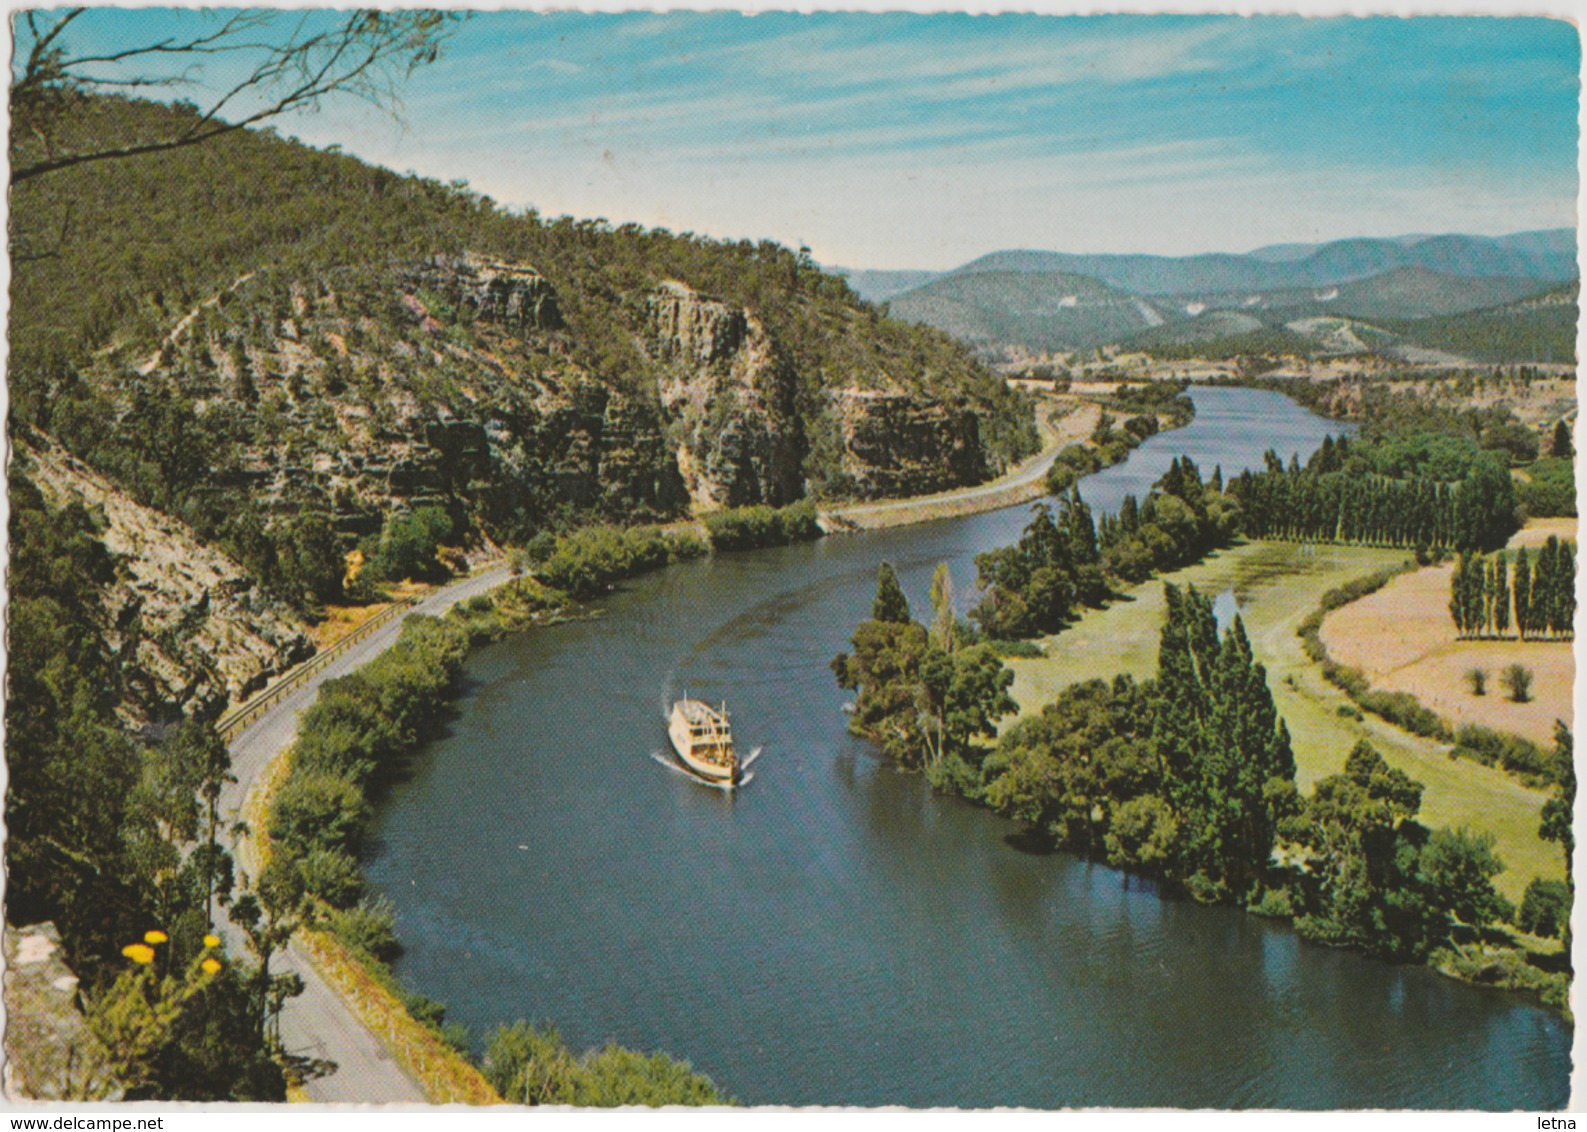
left=1451, top=724, right=1551, bottom=784
left=327, top=897, right=402, bottom=962
left=366, top=506, right=456, bottom=583
left=272, top=770, right=369, bottom=858
left=1501, top=663, right=1534, bottom=703
left=988, top=638, right=1044, bottom=658
left=1465, top=667, right=1488, bottom=696
left=484, top=1022, right=729, bottom=1107
left=536, top=525, right=704, bottom=598
left=1248, top=887, right=1295, bottom=919
left=703, top=500, right=821, bottom=551
left=298, top=846, right=367, bottom=908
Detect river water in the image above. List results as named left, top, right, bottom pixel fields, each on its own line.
left=365, top=387, right=1571, bottom=1109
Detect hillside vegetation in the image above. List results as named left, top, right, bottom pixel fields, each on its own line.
left=12, top=95, right=1036, bottom=564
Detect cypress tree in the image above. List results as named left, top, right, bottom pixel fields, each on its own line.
left=1151, top=584, right=1294, bottom=900
left=1465, top=554, right=1488, bottom=637
left=872, top=562, right=911, bottom=624
left=1552, top=419, right=1573, bottom=459
left=1482, top=555, right=1497, bottom=636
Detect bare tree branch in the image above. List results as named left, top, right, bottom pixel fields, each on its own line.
left=10, top=9, right=463, bottom=185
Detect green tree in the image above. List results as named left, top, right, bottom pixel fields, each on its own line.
left=1551, top=419, right=1573, bottom=459
left=1539, top=722, right=1574, bottom=888
left=871, top=562, right=911, bottom=624
left=928, top=562, right=957, bottom=653
left=1517, top=877, right=1571, bottom=938
left=1151, top=584, right=1295, bottom=900
left=1417, top=826, right=1507, bottom=930
left=1514, top=546, right=1533, bottom=640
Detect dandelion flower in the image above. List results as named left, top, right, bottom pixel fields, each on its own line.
left=203, top=934, right=221, bottom=949
left=143, top=930, right=168, bottom=945
left=122, top=944, right=155, bottom=965
left=201, top=958, right=223, bottom=975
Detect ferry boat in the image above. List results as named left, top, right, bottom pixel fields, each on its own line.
left=668, top=698, right=739, bottom=785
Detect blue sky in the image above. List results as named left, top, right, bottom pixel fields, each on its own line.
left=28, top=11, right=1581, bottom=269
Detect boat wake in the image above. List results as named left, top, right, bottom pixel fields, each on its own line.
left=650, top=748, right=757, bottom=790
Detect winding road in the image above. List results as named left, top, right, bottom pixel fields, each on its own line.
left=218, top=563, right=511, bottom=1104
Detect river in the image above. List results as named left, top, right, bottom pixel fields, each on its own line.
left=365, top=387, right=1571, bottom=1109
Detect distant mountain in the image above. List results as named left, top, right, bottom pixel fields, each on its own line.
left=885, top=270, right=1169, bottom=353
left=945, top=230, right=1576, bottom=297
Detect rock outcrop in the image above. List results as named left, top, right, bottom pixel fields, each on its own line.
left=649, top=281, right=805, bottom=508
left=829, top=390, right=987, bottom=498
left=19, top=435, right=314, bottom=724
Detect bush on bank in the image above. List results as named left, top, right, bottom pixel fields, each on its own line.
left=703, top=499, right=821, bottom=551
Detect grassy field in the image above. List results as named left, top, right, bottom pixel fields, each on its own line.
left=1006, top=540, right=1563, bottom=902
left=1321, top=568, right=1573, bottom=748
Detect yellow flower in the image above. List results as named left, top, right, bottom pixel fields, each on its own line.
left=200, top=958, right=223, bottom=975
left=143, top=930, right=168, bottom=945
left=122, top=944, right=155, bottom=965
left=203, top=934, right=221, bottom=949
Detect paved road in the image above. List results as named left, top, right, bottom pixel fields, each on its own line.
left=219, top=564, right=512, bottom=1104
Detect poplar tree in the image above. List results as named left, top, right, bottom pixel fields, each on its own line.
left=1152, top=584, right=1295, bottom=900
left=1514, top=547, right=1533, bottom=640
left=1492, top=552, right=1510, bottom=637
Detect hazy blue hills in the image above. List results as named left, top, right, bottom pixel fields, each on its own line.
left=917, top=229, right=1575, bottom=299
left=866, top=230, right=1576, bottom=359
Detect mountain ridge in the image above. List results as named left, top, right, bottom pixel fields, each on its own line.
left=839, top=229, right=1575, bottom=306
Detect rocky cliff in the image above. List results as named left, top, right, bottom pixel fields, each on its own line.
left=829, top=389, right=987, bottom=498
left=18, top=435, right=314, bottom=725
left=89, top=254, right=1023, bottom=546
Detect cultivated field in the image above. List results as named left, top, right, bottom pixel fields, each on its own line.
left=1319, top=521, right=1576, bottom=748
left=1006, top=539, right=1563, bottom=901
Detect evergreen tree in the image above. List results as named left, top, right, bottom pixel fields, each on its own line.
left=1552, top=419, right=1573, bottom=459
left=872, top=562, right=910, bottom=624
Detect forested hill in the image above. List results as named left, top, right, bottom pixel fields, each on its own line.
left=11, top=95, right=1036, bottom=544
